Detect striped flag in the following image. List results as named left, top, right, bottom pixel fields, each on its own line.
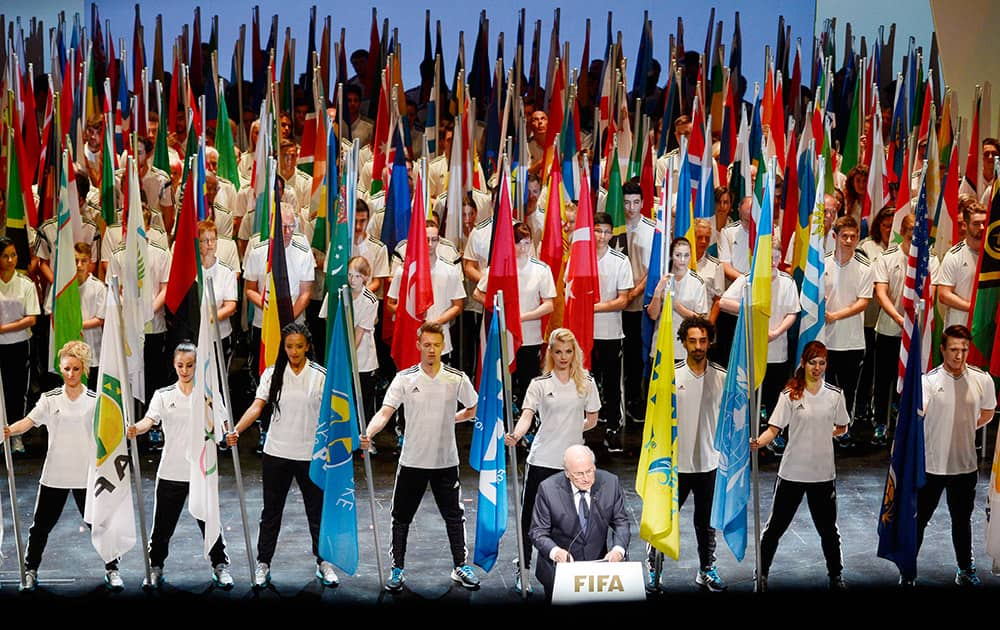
left=897, top=172, right=933, bottom=392
left=84, top=295, right=137, bottom=562
left=797, top=156, right=827, bottom=360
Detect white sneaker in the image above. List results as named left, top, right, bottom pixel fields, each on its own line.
left=21, top=569, right=37, bottom=591
left=316, top=560, right=339, bottom=587
left=105, top=569, right=125, bottom=591
left=254, top=562, right=270, bottom=588
left=213, top=563, right=234, bottom=590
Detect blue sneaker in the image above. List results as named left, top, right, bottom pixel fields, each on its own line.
left=149, top=429, right=164, bottom=451
left=767, top=434, right=786, bottom=456
left=834, top=432, right=854, bottom=449
left=872, top=424, right=888, bottom=446
left=450, top=564, right=480, bottom=589
left=955, top=566, right=982, bottom=587
left=385, top=566, right=405, bottom=592
left=696, top=566, right=727, bottom=592
left=645, top=566, right=661, bottom=593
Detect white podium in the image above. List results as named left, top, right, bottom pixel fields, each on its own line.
left=551, top=561, right=646, bottom=604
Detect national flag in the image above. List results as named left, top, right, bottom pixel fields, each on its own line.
left=189, top=290, right=224, bottom=559
left=841, top=68, right=862, bottom=175
left=642, top=169, right=670, bottom=368
left=444, top=106, right=465, bottom=250
left=4, top=110, right=35, bottom=269
left=695, top=115, right=715, bottom=222
left=749, top=166, right=773, bottom=388
left=964, top=88, right=983, bottom=197
left=711, top=301, right=751, bottom=560
left=165, top=163, right=203, bottom=344
left=605, top=144, right=626, bottom=237
left=876, top=302, right=925, bottom=578
left=50, top=150, right=84, bottom=372
left=931, top=130, right=960, bottom=261
left=635, top=259, right=679, bottom=559
left=988, top=409, right=1000, bottom=573
left=482, top=162, right=523, bottom=366
left=99, top=97, right=117, bottom=226
left=84, top=295, right=137, bottom=562
left=259, top=168, right=295, bottom=374
left=369, top=73, right=391, bottom=195
left=540, top=157, right=567, bottom=337
left=674, top=136, right=695, bottom=248
left=381, top=128, right=411, bottom=254
left=469, top=308, right=508, bottom=572
left=390, top=172, right=433, bottom=369
left=121, top=157, right=153, bottom=402
left=798, top=158, right=827, bottom=359
left=310, top=296, right=360, bottom=574
left=969, top=176, right=1000, bottom=370
left=864, top=106, right=890, bottom=233
left=898, top=172, right=933, bottom=391
left=213, top=78, right=240, bottom=191
left=563, top=167, right=599, bottom=369
left=779, top=128, right=799, bottom=272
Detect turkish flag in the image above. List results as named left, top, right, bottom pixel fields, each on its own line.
left=390, top=173, right=434, bottom=369
left=563, top=166, right=599, bottom=369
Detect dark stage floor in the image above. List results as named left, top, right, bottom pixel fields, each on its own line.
left=0, top=416, right=998, bottom=617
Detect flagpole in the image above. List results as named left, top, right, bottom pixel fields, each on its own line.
left=341, top=284, right=386, bottom=586
left=109, top=275, right=154, bottom=589
left=0, top=374, right=27, bottom=590
left=205, top=276, right=256, bottom=587
left=743, top=281, right=763, bottom=593
left=495, top=289, right=527, bottom=598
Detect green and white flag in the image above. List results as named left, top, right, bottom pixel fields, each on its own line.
left=121, top=157, right=153, bottom=401
left=50, top=149, right=84, bottom=373
left=84, top=296, right=136, bottom=563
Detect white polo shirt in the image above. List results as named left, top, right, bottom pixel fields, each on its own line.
left=936, top=241, right=979, bottom=327
left=201, top=260, right=238, bottom=339
left=382, top=363, right=478, bottom=469
left=144, top=383, right=195, bottom=482
left=697, top=253, right=725, bottom=302
left=858, top=237, right=887, bottom=328
left=27, top=387, right=97, bottom=488
left=722, top=271, right=800, bottom=363
left=34, top=216, right=100, bottom=263
left=108, top=241, right=171, bottom=333
left=387, top=257, right=466, bottom=355
left=477, top=257, right=557, bottom=346
left=872, top=246, right=940, bottom=337
left=522, top=372, right=601, bottom=469
left=670, top=270, right=709, bottom=360
left=353, top=288, right=379, bottom=373
left=623, top=217, right=655, bottom=312
left=255, top=361, right=327, bottom=461
left=676, top=361, right=726, bottom=473
left=354, top=235, right=391, bottom=300
left=0, top=271, right=41, bottom=344
left=922, top=365, right=996, bottom=475
left=100, top=223, right=169, bottom=261
left=242, top=238, right=316, bottom=328
left=595, top=247, right=635, bottom=340
left=718, top=221, right=751, bottom=278
left=769, top=381, right=850, bottom=483
left=821, top=251, right=873, bottom=351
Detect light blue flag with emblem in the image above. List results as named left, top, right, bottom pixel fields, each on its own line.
left=710, top=301, right=752, bottom=561
left=310, top=296, right=360, bottom=574
left=469, top=308, right=508, bottom=572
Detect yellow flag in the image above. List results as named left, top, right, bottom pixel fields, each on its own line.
left=635, top=288, right=680, bottom=559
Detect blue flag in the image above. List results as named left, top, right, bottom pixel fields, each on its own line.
left=381, top=129, right=411, bottom=253
left=876, top=315, right=926, bottom=578
left=641, top=190, right=667, bottom=371
left=710, top=302, right=752, bottom=561
left=309, top=298, right=360, bottom=574
left=469, top=309, right=508, bottom=572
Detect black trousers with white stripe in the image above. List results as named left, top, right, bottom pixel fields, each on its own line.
left=25, top=484, right=118, bottom=571
left=759, top=477, right=843, bottom=578
left=390, top=465, right=467, bottom=569
left=256, top=454, right=324, bottom=565
left=518, top=464, right=562, bottom=569
left=148, top=478, right=228, bottom=568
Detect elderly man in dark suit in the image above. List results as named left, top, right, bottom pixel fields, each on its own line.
left=529, top=444, right=631, bottom=599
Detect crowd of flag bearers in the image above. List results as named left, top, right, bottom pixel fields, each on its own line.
left=1, top=3, right=1000, bottom=597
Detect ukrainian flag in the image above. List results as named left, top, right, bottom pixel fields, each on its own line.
left=749, top=166, right=774, bottom=389
left=635, top=284, right=680, bottom=559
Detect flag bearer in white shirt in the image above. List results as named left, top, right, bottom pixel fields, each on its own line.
left=820, top=215, right=873, bottom=448
left=4, top=341, right=123, bottom=591
left=361, top=322, right=481, bottom=593
left=592, top=212, right=635, bottom=453
left=936, top=203, right=987, bottom=329
left=902, top=325, right=996, bottom=588
left=127, top=343, right=232, bottom=589
left=503, top=328, right=600, bottom=593
left=751, top=341, right=851, bottom=592
left=227, top=323, right=340, bottom=589
left=645, top=316, right=728, bottom=594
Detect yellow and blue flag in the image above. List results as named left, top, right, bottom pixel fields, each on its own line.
left=469, top=307, right=508, bottom=571
left=310, top=294, right=360, bottom=574
left=635, top=283, right=679, bottom=559
left=711, top=302, right=751, bottom=561
left=749, top=165, right=773, bottom=389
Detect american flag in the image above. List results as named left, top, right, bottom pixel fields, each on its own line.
left=898, top=171, right=932, bottom=392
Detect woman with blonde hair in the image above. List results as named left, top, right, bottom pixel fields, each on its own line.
left=4, top=340, right=125, bottom=591
left=503, top=328, right=601, bottom=592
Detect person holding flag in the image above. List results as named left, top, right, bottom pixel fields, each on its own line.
left=126, top=342, right=232, bottom=589
left=226, top=323, right=339, bottom=588
left=0, top=236, right=41, bottom=454
left=361, top=322, right=480, bottom=593
left=642, top=315, right=728, bottom=593
left=503, top=328, right=601, bottom=593
left=751, top=340, right=850, bottom=591
left=907, top=325, right=996, bottom=587
left=4, top=341, right=122, bottom=591
left=647, top=237, right=708, bottom=361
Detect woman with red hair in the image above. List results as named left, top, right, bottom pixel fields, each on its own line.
left=751, top=341, right=850, bottom=591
